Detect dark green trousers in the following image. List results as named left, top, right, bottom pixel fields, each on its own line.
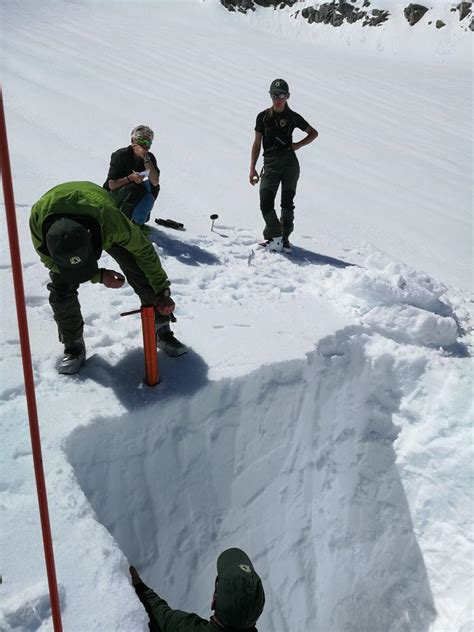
left=47, top=245, right=165, bottom=347
left=259, top=151, right=300, bottom=240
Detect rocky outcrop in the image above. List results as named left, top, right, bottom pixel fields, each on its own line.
left=366, top=8, right=390, bottom=26
left=457, top=2, right=472, bottom=20
left=219, top=0, right=472, bottom=32
left=404, top=4, right=429, bottom=26
left=220, top=0, right=254, bottom=12
left=300, top=2, right=389, bottom=27
left=220, top=0, right=298, bottom=11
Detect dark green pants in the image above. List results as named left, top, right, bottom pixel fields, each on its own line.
left=47, top=245, right=165, bottom=347
left=259, top=151, right=300, bottom=240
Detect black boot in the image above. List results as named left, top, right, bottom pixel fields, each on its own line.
left=58, top=337, right=86, bottom=374
left=156, top=323, right=187, bottom=357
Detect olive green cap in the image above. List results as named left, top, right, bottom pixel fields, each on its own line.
left=269, top=78, right=289, bottom=94
left=215, top=548, right=265, bottom=629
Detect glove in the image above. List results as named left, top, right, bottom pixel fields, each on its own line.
left=101, top=269, right=125, bottom=289
left=129, top=565, right=142, bottom=587
left=155, top=288, right=175, bottom=316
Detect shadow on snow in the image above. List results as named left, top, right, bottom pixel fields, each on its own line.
left=149, top=228, right=221, bottom=266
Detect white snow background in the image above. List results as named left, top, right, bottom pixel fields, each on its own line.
left=0, top=0, right=472, bottom=630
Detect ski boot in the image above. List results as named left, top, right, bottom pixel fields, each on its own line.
left=258, top=237, right=283, bottom=253
left=282, top=238, right=292, bottom=253
left=58, top=337, right=86, bottom=374
left=156, top=323, right=187, bottom=357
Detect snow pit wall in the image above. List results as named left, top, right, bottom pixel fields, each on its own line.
left=66, top=332, right=436, bottom=632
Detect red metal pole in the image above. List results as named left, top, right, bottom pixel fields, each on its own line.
left=141, top=306, right=159, bottom=386
left=0, top=89, right=63, bottom=630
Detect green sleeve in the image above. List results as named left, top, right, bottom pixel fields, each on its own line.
left=102, top=206, right=170, bottom=294
left=135, top=583, right=209, bottom=632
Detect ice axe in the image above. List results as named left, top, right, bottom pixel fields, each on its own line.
left=209, top=213, right=228, bottom=238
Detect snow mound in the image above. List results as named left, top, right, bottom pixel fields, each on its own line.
left=0, top=583, right=64, bottom=632
left=363, top=304, right=458, bottom=347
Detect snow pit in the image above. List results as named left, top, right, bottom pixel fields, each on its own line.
left=66, top=334, right=437, bottom=631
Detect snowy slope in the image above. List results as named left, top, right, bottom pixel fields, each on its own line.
left=0, top=1, right=472, bottom=631
left=218, top=0, right=472, bottom=61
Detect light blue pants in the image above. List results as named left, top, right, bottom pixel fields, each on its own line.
left=131, top=181, right=155, bottom=225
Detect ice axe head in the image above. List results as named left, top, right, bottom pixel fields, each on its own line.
left=210, top=214, right=218, bottom=231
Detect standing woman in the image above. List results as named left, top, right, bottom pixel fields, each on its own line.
left=249, top=79, right=318, bottom=252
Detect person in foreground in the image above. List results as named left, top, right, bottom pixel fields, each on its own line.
left=130, top=548, right=265, bottom=631
left=103, top=124, right=160, bottom=227
left=30, top=181, right=186, bottom=374
left=249, top=78, right=318, bottom=253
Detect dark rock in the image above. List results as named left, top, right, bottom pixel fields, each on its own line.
left=370, top=8, right=390, bottom=24
left=457, top=2, right=472, bottom=20
left=346, top=9, right=365, bottom=23
left=338, top=1, right=355, bottom=17
left=254, top=0, right=298, bottom=6
left=220, top=0, right=255, bottom=12
left=300, top=2, right=387, bottom=27
left=470, top=17, right=474, bottom=29
left=404, top=4, right=429, bottom=26
left=361, top=7, right=389, bottom=25
left=220, top=0, right=298, bottom=10
left=363, top=0, right=370, bottom=6
left=436, top=19, right=446, bottom=28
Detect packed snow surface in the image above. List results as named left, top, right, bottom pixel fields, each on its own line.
left=0, top=1, right=472, bottom=631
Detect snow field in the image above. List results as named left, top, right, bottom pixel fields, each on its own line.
left=0, top=1, right=472, bottom=631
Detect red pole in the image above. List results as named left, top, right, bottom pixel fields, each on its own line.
left=141, top=306, right=159, bottom=386
left=0, top=90, right=63, bottom=630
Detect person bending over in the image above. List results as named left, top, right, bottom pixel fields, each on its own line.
left=30, top=181, right=186, bottom=374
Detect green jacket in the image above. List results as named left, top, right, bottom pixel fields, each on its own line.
left=29, top=181, right=169, bottom=293
left=135, top=583, right=258, bottom=632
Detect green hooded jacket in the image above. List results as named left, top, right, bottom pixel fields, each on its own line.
left=134, top=583, right=259, bottom=632
left=29, top=181, right=169, bottom=293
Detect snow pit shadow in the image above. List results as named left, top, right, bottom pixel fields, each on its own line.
left=66, top=331, right=436, bottom=632
left=78, top=347, right=210, bottom=411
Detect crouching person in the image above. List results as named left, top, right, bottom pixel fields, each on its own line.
left=130, top=548, right=265, bottom=631
left=30, top=181, right=186, bottom=374
left=104, top=124, right=160, bottom=227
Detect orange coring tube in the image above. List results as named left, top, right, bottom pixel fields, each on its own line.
left=141, top=306, right=159, bottom=386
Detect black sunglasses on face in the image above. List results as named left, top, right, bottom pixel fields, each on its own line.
left=270, top=93, right=288, bottom=100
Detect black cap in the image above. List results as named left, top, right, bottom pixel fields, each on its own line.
left=46, top=218, right=98, bottom=283
left=269, top=78, right=289, bottom=94
left=215, top=548, right=265, bottom=629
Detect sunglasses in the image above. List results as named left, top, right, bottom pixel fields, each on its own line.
left=270, top=93, right=288, bottom=100
left=135, top=137, right=152, bottom=148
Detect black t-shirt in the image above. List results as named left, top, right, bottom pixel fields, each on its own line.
left=103, top=146, right=160, bottom=199
left=255, top=105, right=310, bottom=155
